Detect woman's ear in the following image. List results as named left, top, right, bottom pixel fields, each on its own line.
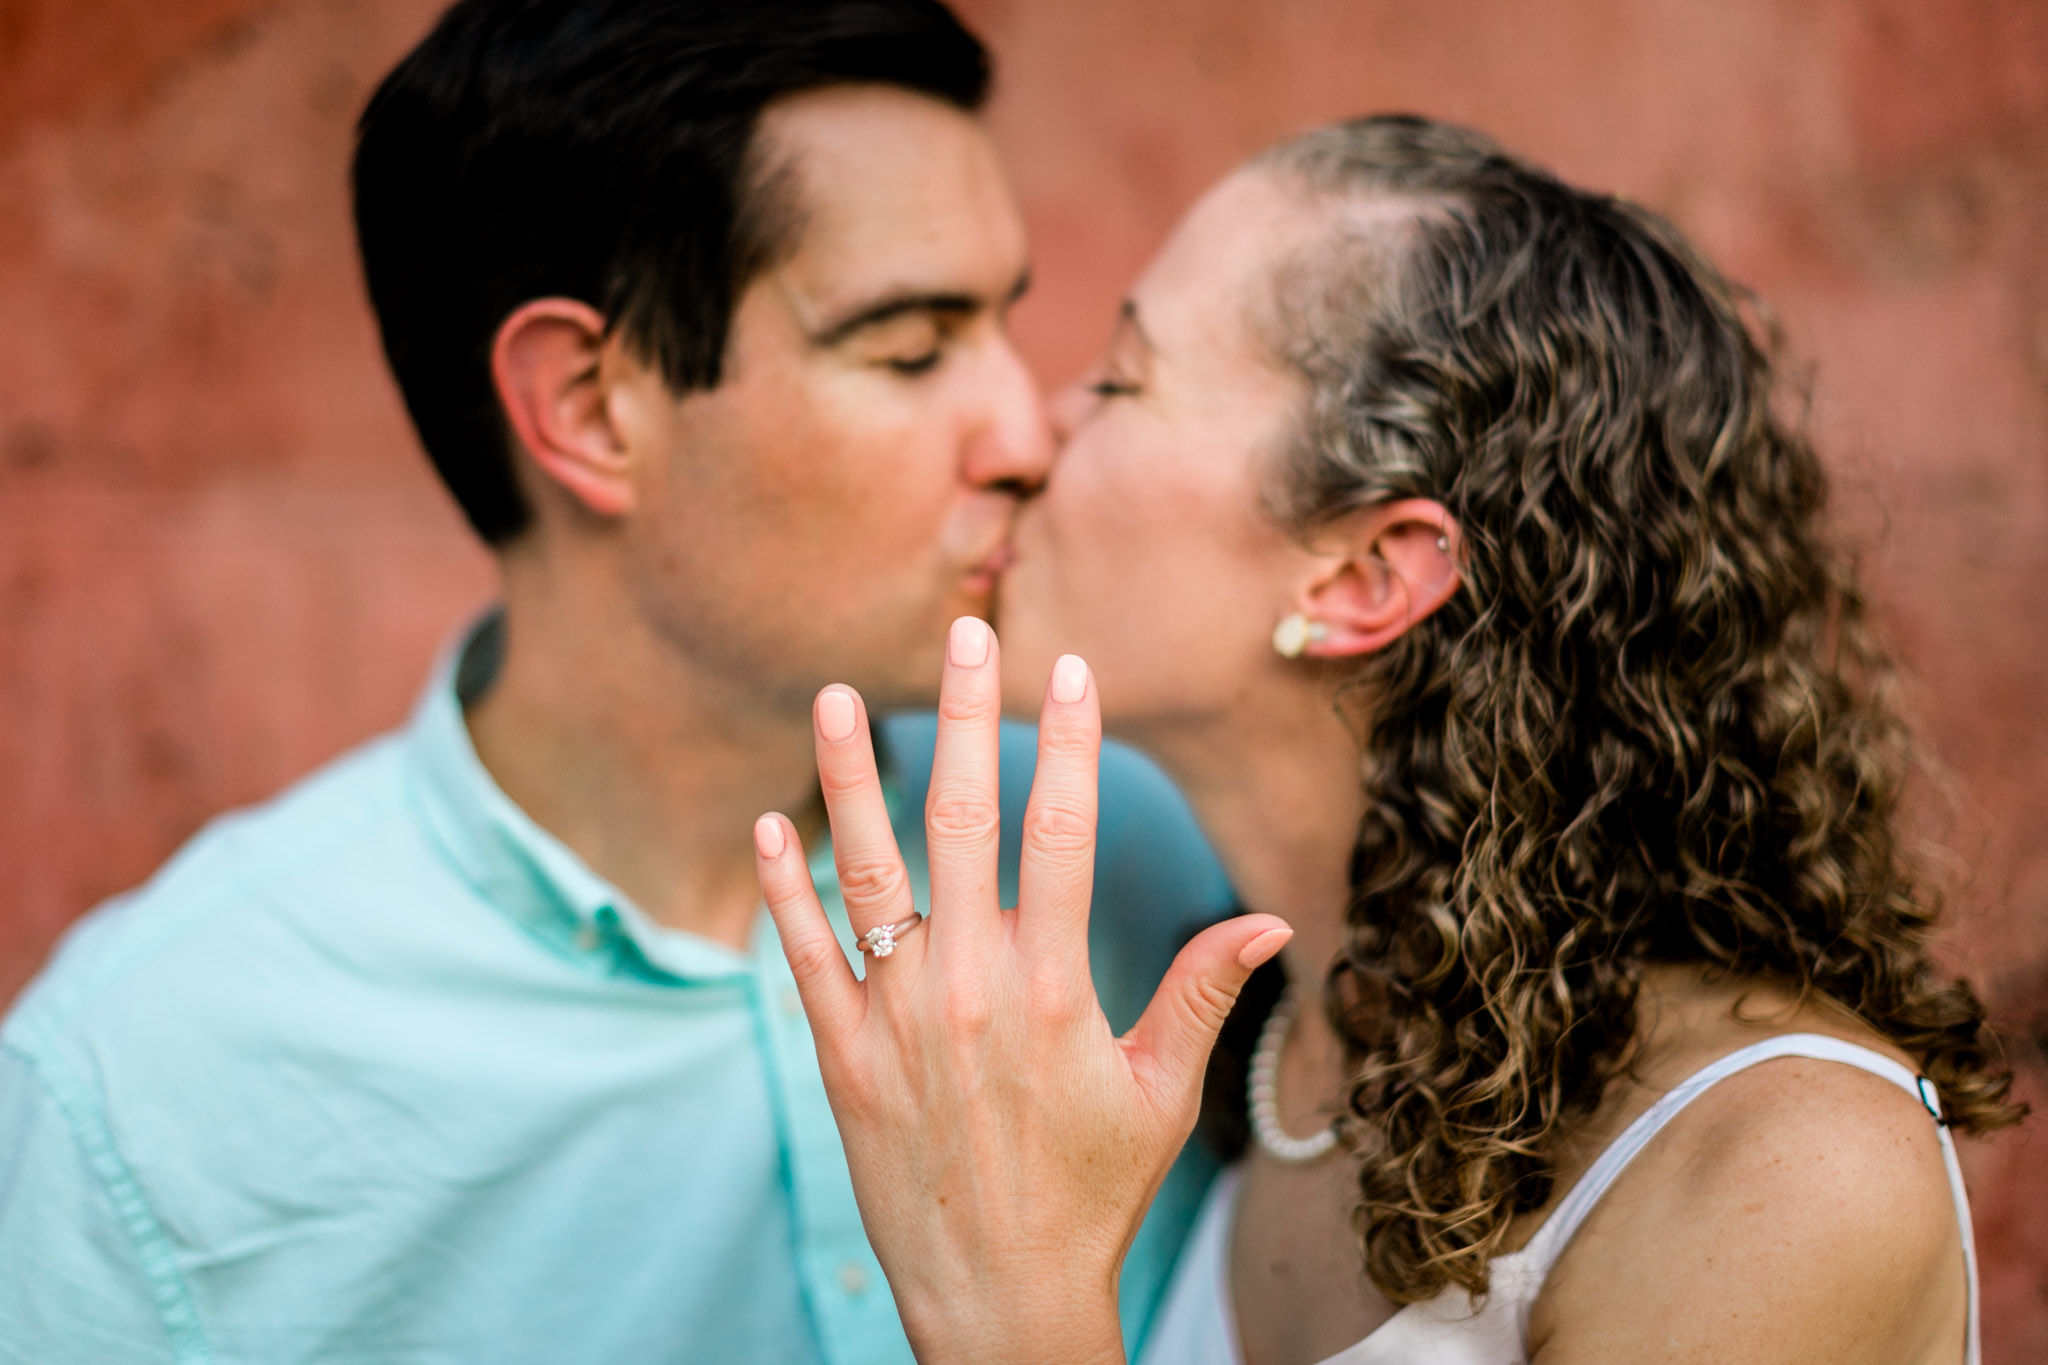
left=490, top=298, right=635, bottom=519
left=1295, top=498, right=1462, bottom=658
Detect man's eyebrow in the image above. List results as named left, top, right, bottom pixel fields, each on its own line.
left=809, top=269, right=1033, bottom=348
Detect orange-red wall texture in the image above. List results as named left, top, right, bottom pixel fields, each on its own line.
left=4, top=0, right=2045, bottom=1354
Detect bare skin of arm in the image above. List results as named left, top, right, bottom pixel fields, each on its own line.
left=1526, top=1051, right=1966, bottom=1364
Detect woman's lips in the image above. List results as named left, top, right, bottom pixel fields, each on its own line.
left=962, top=542, right=1015, bottom=592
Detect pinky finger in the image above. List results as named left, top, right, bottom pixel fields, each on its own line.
left=754, top=814, right=864, bottom=1041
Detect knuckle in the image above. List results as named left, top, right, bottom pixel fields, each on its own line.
left=757, top=865, right=800, bottom=905
left=1021, top=799, right=1095, bottom=857
left=936, top=690, right=997, bottom=725
left=787, top=938, right=845, bottom=985
left=831, top=1057, right=882, bottom=1117
left=817, top=761, right=875, bottom=801
left=1025, top=962, right=1086, bottom=1020
left=1183, top=975, right=1240, bottom=1031
left=1037, top=717, right=1099, bottom=760
left=836, top=854, right=909, bottom=908
left=877, top=982, right=929, bottom=1038
left=840, top=1088, right=882, bottom=1127
left=941, top=984, right=995, bottom=1038
left=924, top=791, right=1001, bottom=844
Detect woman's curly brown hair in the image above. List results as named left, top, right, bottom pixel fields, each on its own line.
left=1252, top=114, right=2023, bottom=1305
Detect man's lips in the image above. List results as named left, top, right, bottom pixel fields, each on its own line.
left=962, top=542, right=1015, bottom=590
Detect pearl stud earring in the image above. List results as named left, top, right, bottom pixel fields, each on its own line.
left=1271, top=614, right=1328, bottom=659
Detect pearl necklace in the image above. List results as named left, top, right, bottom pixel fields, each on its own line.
left=1247, top=984, right=1340, bottom=1164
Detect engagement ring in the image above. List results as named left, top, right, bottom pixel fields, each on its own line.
left=855, top=915, right=925, bottom=958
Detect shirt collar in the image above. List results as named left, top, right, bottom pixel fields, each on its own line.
left=403, top=610, right=853, bottom=985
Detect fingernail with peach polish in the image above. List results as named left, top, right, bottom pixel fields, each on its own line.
left=817, top=688, right=857, bottom=742
left=949, top=616, right=990, bottom=668
left=1050, top=654, right=1088, bottom=704
left=754, top=814, right=786, bottom=859
left=1238, top=926, right=1294, bottom=969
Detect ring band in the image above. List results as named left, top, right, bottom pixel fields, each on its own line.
left=856, top=915, right=924, bottom=959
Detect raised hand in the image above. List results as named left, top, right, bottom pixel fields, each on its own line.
left=752, top=616, right=1290, bottom=1365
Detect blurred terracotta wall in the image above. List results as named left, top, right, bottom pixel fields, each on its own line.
left=3, top=0, right=2044, bottom=1354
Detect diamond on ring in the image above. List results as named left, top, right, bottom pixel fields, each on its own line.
left=856, top=915, right=923, bottom=958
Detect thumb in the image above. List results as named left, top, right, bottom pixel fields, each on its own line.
left=1123, top=914, right=1292, bottom=1115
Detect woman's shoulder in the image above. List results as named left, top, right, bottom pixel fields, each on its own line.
left=1526, top=987, right=1968, bottom=1363
left=1671, top=1042, right=1959, bottom=1242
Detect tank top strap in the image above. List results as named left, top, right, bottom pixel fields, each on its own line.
left=1515, top=1031, right=1977, bottom=1365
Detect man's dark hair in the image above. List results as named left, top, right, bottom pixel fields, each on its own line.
left=352, top=0, right=991, bottom=544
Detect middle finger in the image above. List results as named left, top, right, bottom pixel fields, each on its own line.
left=924, top=616, right=1005, bottom=958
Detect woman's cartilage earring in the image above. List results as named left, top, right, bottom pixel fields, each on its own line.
left=1271, top=613, right=1329, bottom=659
left=1435, top=534, right=1450, bottom=553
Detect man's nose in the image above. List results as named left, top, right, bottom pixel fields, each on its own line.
left=964, top=337, right=1055, bottom=496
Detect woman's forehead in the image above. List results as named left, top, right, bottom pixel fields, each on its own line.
left=1131, top=170, right=1312, bottom=364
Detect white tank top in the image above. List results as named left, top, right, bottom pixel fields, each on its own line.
left=1139, top=1033, right=1980, bottom=1365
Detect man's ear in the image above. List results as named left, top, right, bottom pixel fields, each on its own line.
left=1295, top=498, right=1462, bottom=658
left=490, top=298, right=635, bottom=519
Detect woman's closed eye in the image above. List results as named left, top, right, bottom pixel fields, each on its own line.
left=1087, top=372, right=1140, bottom=399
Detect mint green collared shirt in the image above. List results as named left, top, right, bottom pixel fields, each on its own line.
left=0, top=623, right=1232, bottom=1364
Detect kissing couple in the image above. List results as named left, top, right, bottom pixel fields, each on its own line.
left=755, top=112, right=2011, bottom=1365
left=0, top=2, right=2012, bottom=1363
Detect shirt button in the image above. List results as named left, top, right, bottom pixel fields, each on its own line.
left=574, top=924, right=601, bottom=952
left=837, top=1262, right=869, bottom=1296
left=781, top=988, right=804, bottom=1019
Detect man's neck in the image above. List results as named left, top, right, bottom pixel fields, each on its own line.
left=463, top=568, right=826, bottom=951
